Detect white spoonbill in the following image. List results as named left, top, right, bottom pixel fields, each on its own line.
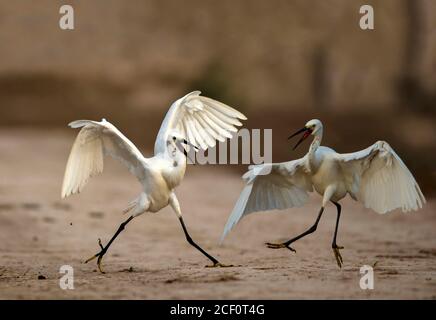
left=61, top=91, right=246, bottom=273
left=221, top=119, right=425, bottom=268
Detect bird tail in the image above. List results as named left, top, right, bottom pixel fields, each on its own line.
left=220, top=183, right=253, bottom=244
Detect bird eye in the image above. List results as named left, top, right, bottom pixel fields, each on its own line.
left=172, top=136, right=176, bottom=141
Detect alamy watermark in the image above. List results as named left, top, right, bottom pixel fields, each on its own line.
left=59, top=4, right=376, bottom=33
left=59, top=5, right=74, bottom=30
left=59, top=265, right=74, bottom=290
left=359, top=265, right=374, bottom=290
left=359, top=5, right=374, bottom=30
left=170, top=128, right=273, bottom=175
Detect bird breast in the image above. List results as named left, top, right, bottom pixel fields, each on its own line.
left=160, top=159, right=186, bottom=190
left=309, top=151, right=347, bottom=201
left=137, top=157, right=186, bottom=213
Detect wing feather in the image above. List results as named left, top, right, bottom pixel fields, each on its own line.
left=191, top=113, right=216, bottom=147
left=199, top=111, right=233, bottom=139
left=196, top=112, right=226, bottom=142
left=61, top=119, right=146, bottom=198
left=203, top=108, right=238, bottom=134
left=201, top=96, right=247, bottom=120
left=204, top=104, right=243, bottom=127
left=184, top=116, right=199, bottom=150
left=221, top=158, right=313, bottom=241
left=194, top=113, right=220, bottom=142
left=154, top=91, right=246, bottom=154
left=337, top=141, right=425, bottom=213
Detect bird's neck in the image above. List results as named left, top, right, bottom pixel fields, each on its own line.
left=160, top=146, right=187, bottom=190
left=308, top=130, right=323, bottom=160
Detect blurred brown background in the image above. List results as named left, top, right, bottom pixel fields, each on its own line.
left=1, top=1, right=436, bottom=300
left=0, top=0, right=435, bottom=193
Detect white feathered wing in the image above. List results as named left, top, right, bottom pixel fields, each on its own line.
left=61, top=119, right=147, bottom=198
left=154, top=91, right=247, bottom=154
left=221, top=157, right=313, bottom=242
left=337, top=140, right=425, bottom=214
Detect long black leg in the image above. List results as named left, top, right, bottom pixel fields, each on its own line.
left=331, top=201, right=342, bottom=247
left=266, top=207, right=325, bottom=251
left=179, top=217, right=229, bottom=267
left=331, top=201, right=344, bottom=268
left=85, top=215, right=134, bottom=273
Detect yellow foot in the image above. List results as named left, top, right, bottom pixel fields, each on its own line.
left=332, top=245, right=344, bottom=268
left=84, top=238, right=107, bottom=274
left=265, top=242, right=296, bottom=252
left=205, top=262, right=234, bottom=268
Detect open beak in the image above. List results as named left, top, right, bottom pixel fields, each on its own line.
left=288, top=127, right=312, bottom=150
left=183, top=139, right=199, bottom=152
left=175, top=139, right=199, bottom=164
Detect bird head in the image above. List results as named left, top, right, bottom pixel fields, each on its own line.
left=288, top=119, right=322, bottom=150
left=169, top=133, right=199, bottom=163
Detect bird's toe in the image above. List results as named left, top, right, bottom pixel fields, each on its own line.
left=84, top=239, right=108, bottom=273
left=97, top=258, right=106, bottom=274
left=332, top=246, right=344, bottom=268
left=265, top=242, right=282, bottom=249
left=286, top=246, right=296, bottom=253
left=265, top=242, right=291, bottom=250
left=84, top=254, right=98, bottom=264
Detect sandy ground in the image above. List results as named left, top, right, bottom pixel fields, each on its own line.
left=0, top=128, right=435, bottom=299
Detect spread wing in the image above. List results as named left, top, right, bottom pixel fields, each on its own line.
left=337, top=140, right=425, bottom=214
left=221, top=157, right=313, bottom=241
left=61, top=119, right=147, bottom=198
left=154, top=91, right=247, bottom=154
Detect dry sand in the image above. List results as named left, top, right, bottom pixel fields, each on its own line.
left=0, top=129, right=435, bottom=299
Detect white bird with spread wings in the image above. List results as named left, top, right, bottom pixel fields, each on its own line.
left=61, top=91, right=246, bottom=273
left=221, top=119, right=425, bottom=268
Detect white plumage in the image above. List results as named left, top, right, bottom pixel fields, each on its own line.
left=221, top=119, right=425, bottom=267
left=62, top=119, right=146, bottom=198
left=62, top=91, right=246, bottom=272
left=154, top=91, right=245, bottom=154
left=221, top=159, right=312, bottom=239
left=337, top=141, right=425, bottom=214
